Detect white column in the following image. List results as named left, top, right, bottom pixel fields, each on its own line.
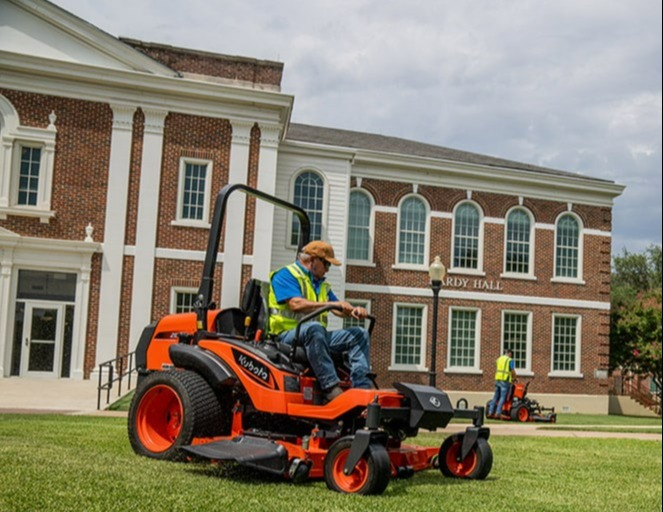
left=94, top=105, right=136, bottom=368
left=220, top=120, right=253, bottom=308
left=0, top=247, right=16, bottom=377
left=0, top=139, right=14, bottom=208
left=71, top=264, right=92, bottom=380
left=251, top=123, right=281, bottom=280
left=128, top=109, right=167, bottom=350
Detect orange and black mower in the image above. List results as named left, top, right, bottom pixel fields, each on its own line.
left=486, top=381, right=557, bottom=423
left=128, top=184, right=493, bottom=495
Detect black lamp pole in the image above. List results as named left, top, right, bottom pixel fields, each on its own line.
left=429, top=279, right=441, bottom=388
left=428, top=255, right=446, bottom=388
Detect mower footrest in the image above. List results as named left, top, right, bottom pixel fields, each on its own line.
left=182, top=436, right=288, bottom=475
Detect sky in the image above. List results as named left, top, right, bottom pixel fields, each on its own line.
left=53, top=0, right=662, bottom=255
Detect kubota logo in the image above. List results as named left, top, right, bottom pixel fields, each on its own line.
left=429, top=396, right=441, bottom=408
left=232, top=349, right=275, bottom=388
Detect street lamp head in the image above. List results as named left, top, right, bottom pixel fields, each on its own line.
left=429, top=255, right=446, bottom=283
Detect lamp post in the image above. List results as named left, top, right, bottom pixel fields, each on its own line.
left=428, top=255, right=446, bottom=388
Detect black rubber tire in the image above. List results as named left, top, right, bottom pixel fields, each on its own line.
left=438, top=434, right=493, bottom=480
left=324, top=437, right=391, bottom=495
left=128, top=370, right=224, bottom=461
left=511, top=404, right=531, bottom=422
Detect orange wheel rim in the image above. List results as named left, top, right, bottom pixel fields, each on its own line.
left=332, top=448, right=369, bottom=493
left=518, top=407, right=530, bottom=422
left=136, top=385, right=183, bottom=452
left=445, top=441, right=477, bottom=477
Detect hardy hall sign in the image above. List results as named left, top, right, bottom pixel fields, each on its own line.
left=443, top=276, right=504, bottom=291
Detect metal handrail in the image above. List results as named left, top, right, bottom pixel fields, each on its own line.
left=96, top=351, right=137, bottom=410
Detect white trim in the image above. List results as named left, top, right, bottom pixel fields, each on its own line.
left=373, top=205, right=398, bottom=214
left=389, top=302, right=428, bottom=372
left=430, top=211, right=453, bottom=220
left=344, top=282, right=611, bottom=310
left=583, top=228, right=611, bottom=237
left=446, top=306, right=482, bottom=373
left=447, top=268, right=486, bottom=277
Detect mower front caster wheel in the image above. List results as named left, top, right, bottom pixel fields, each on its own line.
left=324, top=437, right=391, bottom=495
left=438, top=433, right=493, bottom=480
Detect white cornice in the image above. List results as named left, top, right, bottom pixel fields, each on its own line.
left=0, top=51, right=294, bottom=125
left=279, top=140, right=356, bottom=160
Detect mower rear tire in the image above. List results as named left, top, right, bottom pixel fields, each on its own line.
left=438, top=434, right=493, bottom=480
left=324, top=437, right=391, bottom=495
left=128, top=370, right=223, bottom=461
left=511, top=404, right=531, bottom=422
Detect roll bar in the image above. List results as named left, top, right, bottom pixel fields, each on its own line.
left=195, top=183, right=311, bottom=332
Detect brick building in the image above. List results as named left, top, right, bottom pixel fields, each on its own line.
left=0, top=0, right=624, bottom=413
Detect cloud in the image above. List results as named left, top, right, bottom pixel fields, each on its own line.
left=52, top=0, right=663, bottom=253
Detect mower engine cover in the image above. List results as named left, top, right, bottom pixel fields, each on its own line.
left=394, top=382, right=454, bottom=431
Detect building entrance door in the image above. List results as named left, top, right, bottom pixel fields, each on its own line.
left=20, top=302, right=65, bottom=377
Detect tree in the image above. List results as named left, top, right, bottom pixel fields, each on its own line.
left=610, top=245, right=662, bottom=405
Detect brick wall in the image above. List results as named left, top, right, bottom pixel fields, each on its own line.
left=0, top=89, right=111, bottom=241
left=122, top=39, right=284, bottom=87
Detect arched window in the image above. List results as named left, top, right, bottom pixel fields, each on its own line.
left=453, top=203, right=481, bottom=269
left=555, top=214, right=580, bottom=278
left=397, top=196, right=427, bottom=265
left=347, top=190, right=372, bottom=261
left=505, top=208, right=532, bottom=274
left=291, top=171, right=324, bottom=246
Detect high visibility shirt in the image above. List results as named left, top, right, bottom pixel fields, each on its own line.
left=495, top=355, right=514, bottom=382
left=268, top=263, right=332, bottom=336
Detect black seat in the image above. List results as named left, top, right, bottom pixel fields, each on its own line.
left=241, top=278, right=270, bottom=341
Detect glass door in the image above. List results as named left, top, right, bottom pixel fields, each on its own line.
left=20, top=303, right=64, bottom=377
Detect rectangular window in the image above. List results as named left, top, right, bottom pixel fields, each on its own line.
left=17, top=146, right=41, bottom=206
left=347, top=191, right=372, bottom=261
left=182, top=162, right=207, bottom=220
left=175, top=158, right=212, bottom=225
left=449, top=308, right=479, bottom=369
left=171, top=289, right=198, bottom=314
left=552, top=315, right=579, bottom=373
left=502, top=311, right=530, bottom=371
left=393, top=305, right=425, bottom=367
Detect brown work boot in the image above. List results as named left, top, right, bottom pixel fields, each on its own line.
left=323, top=385, right=343, bottom=403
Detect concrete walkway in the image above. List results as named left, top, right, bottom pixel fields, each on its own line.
left=0, top=378, right=660, bottom=440
left=0, top=377, right=113, bottom=415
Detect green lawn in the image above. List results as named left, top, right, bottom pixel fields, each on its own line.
left=0, top=414, right=660, bottom=512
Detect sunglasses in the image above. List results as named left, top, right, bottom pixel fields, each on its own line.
left=318, top=258, right=331, bottom=270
